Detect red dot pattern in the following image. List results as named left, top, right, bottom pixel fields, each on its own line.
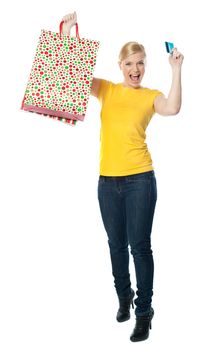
left=23, top=29, right=100, bottom=126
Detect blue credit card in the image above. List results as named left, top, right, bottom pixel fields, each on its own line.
left=165, top=42, right=174, bottom=54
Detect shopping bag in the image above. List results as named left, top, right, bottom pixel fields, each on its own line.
left=21, top=21, right=100, bottom=126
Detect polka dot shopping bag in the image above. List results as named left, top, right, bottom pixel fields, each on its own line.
left=21, top=21, right=100, bottom=126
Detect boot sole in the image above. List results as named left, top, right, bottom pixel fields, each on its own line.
left=116, top=315, right=130, bottom=322
left=130, top=333, right=149, bottom=342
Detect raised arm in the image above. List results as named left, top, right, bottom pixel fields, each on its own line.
left=154, top=48, right=184, bottom=116
left=61, top=12, right=101, bottom=97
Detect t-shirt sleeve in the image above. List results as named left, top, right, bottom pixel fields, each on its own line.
left=150, top=89, right=164, bottom=114
left=97, top=79, right=111, bottom=104
left=152, top=89, right=164, bottom=102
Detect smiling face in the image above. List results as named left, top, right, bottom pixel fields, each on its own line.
left=119, top=52, right=146, bottom=89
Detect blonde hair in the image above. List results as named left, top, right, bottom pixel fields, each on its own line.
left=118, top=41, right=146, bottom=63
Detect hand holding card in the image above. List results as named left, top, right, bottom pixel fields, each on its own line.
left=168, top=46, right=184, bottom=68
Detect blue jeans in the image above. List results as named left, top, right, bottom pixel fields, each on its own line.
left=97, top=170, right=157, bottom=316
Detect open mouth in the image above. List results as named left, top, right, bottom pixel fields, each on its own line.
left=130, top=74, right=140, bottom=82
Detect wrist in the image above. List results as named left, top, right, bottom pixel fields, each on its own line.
left=62, top=30, right=70, bottom=35
left=171, top=66, right=182, bottom=74
left=62, top=23, right=74, bottom=35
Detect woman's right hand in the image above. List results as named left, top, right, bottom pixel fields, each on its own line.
left=61, top=12, right=77, bottom=35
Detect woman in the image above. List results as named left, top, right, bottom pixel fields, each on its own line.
left=62, top=12, right=184, bottom=342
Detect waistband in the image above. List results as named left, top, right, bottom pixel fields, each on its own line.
left=99, top=170, right=155, bottom=182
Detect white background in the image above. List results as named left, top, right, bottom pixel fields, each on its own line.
left=0, top=0, right=222, bottom=349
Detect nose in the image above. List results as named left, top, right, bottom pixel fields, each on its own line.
left=132, top=64, right=140, bottom=72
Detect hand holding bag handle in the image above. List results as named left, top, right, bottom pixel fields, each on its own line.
left=59, top=21, right=80, bottom=39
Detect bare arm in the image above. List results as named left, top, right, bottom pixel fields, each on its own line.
left=90, top=78, right=101, bottom=97
left=154, top=48, right=184, bottom=116
left=61, top=12, right=102, bottom=98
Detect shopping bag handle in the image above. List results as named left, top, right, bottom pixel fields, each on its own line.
left=59, top=21, right=80, bottom=39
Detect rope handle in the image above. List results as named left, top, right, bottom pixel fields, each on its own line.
left=59, top=21, right=80, bottom=39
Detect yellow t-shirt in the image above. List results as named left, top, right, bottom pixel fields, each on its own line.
left=97, top=79, right=163, bottom=176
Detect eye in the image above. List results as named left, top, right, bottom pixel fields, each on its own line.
left=138, top=61, right=144, bottom=65
left=125, top=62, right=131, bottom=66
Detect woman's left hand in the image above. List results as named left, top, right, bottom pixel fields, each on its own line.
left=169, top=48, right=184, bottom=68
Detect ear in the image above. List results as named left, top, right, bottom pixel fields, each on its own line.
left=118, top=61, right=122, bottom=70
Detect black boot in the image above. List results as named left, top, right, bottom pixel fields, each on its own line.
left=130, top=307, right=154, bottom=342
left=116, top=289, right=135, bottom=322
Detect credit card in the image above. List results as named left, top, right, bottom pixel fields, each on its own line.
left=165, top=42, right=174, bottom=54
